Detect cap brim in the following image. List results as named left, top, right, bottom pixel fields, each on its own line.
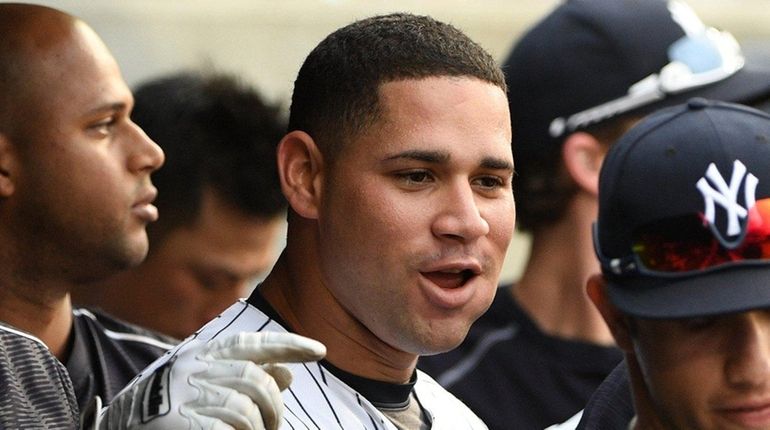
left=605, top=264, right=770, bottom=319
left=632, top=66, right=770, bottom=118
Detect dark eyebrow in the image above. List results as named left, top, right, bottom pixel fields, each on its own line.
left=384, top=150, right=514, bottom=174
left=384, top=150, right=450, bottom=163
left=481, top=156, right=514, bottom=173
left=84, top=102, right=127, bottom=117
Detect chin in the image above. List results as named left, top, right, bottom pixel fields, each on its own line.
left=108, top=244, right=150, bottom=272
left=411, top=327, right=469, bottom=356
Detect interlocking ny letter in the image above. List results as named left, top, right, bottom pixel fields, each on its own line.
left=696, top=160, right=758, bottom=240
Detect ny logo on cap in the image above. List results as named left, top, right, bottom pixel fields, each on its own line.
left=696, top=159, right=758, bottom=248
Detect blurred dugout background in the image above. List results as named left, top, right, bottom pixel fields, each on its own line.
left=17, top=0, right=770, bottom=284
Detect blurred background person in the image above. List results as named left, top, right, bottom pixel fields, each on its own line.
left=74, top=71, right=287, bottom=339
left=419, top=0, right=770, bottom=428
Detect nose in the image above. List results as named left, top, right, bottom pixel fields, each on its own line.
left=431, top=181, right=490, bottom=242
left=724, top=311, right=770, bottom=390
left=126, top=121, right=165, bottom=174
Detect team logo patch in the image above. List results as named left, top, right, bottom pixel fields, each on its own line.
left=696, top=159, right=758, bottom=248
left=141, top=356, right=175, bottom=422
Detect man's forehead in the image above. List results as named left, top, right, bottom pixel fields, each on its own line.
left=377, top=75, right=505, bottom=102
left=31, top=22, right=129, bottom=110
left=371, top=77, right=510, bottom=141
left=0, top=6, right=77, bottom=101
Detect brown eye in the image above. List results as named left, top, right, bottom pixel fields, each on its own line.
left=396, top=170, right=435, bottom=186
left=88, top=117, right=116, bottom=137
left=475, top=176, right=504, bottom=189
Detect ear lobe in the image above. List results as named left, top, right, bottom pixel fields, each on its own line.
left=586, top=274, right=634, bottom=352
left=562, top=132, right=605, bottom=196
left=0, top=134, right=17, bottom=197
left=276, top=130, right=324, bottom=220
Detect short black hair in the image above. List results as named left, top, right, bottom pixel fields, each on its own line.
left=131, top=71, right=287, bottom=240
left=288, top=13, right=506, bottom=160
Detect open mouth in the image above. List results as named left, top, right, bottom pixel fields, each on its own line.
left=421, top=269, right=476, bottom=289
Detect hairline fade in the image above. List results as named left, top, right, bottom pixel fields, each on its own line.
left=287, top=12, right=506, bottom=162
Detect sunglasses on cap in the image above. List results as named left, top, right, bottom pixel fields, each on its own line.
left=549, top=26, right=745, bottom=138
left=595, top=198, right=770, bottom=277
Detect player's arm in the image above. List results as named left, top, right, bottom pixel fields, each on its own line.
left=83, top=331, right=326, bottom=430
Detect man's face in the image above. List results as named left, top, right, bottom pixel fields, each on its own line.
left=9, top=22, right=164, bottom=281
left=634, top=310, right=770, bottom=429
left=123, top=189, right=283, bottom=338
left=317, top=76, right=514, bottom=355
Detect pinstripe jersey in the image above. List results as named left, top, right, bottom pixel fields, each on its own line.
left=0, top=323, right=79, bottom=429
left=66, top=308, right=177, bottom=411
left=130, top=298, right=488, bottom=430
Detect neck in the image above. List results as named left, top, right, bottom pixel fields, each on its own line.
left=260, top=225, right=416, bottom=384
left=513, top=193, right=613, bottom=344
left=0, top=273, right=73, bottom=360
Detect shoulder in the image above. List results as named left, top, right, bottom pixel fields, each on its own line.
left=0, top=322, right=47, bottom=347
left=414, top=370, right=488, bottom=429
left=576, top=361, right=634, bottom=430
left=0, top=322, right=80, bottom=428
left=73, top=307, right=178, bottom=351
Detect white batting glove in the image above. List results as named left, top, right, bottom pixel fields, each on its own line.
left=93, top=331, right=326, bottom=430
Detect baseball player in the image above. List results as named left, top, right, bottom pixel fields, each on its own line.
left=420, top=1, right=770, bottom=428
left=0, top=2, right=175, bottom=412
left=119, top=12, right=514, bottom=429
left=0, top=4, right=325, bottom=429
left=586, top=98, right=770, bottom=429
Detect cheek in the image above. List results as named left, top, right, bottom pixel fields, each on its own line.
left=493, top=203, right=516, bottom=245
left=481, top=199, right=516, bottom=259
left=158, top=273, right=200, bottom=310
left=55, top=144, right=123, bottom=188
left=324, top=182, right=421, bottom=254
left=635, top=333, right=719, bottom=420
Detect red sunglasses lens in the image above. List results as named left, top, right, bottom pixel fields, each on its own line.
left=632, top=198, right=770, bottom=273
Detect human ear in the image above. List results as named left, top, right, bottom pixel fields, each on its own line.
left=586, top=274, right=634, bottom=352
left=562, top=132, right=605, bottom=196
left=0, top=134, right=17, bottom=197
left=276, top=130, right=324, bottom=220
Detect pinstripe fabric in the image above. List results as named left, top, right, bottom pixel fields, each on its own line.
left=67, top=308, right=176, bottom=411
left=0, top=323, right=79, bottom=429
left=133, top=300, right=488, bottom=430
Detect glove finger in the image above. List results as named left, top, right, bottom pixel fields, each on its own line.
left=205, top=332, right=325, bottom=363
left=192, top=406, right=263, bottom=430
left=193, top=362, right=284, bottom=430
left=181, top=405, right=240, bottom=430
left=261, top=363, right=293, bottom=391
left=188, top=379, right=272, bottom=430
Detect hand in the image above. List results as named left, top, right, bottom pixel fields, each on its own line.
left=94, top=331, right=326, bottom=430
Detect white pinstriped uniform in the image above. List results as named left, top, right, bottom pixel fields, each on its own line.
left=134, top=300, right=488, bottom=430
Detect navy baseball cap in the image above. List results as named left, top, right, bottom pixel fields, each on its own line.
left=505, top=0, right=770, bottom=157
left=595, top=98, right=770, bottom=318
